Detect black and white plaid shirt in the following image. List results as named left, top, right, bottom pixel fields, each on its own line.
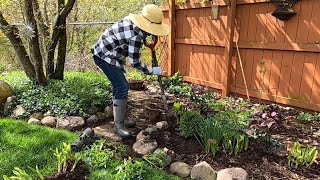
left=92, top=17, right=152, bottom=74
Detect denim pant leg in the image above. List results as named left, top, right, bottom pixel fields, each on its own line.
left=93, top=56, right=129, bottom=100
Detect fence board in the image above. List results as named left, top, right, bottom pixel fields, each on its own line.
left=299, top=53, right=317, bottom=102
left=311, top=54, right=320, bottom=104
left=308, top=0, right=320, bottom=42
left=269, top=51, right=283, bottom=96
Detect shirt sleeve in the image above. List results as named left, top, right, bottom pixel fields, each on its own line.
left=128, top=35, right=153, bottom=74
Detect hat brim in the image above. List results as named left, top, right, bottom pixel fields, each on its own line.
left=129, top=14, right=170, bottom=36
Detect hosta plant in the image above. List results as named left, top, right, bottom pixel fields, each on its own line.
left=288, top=142, right=318, bottom=168
left=53, top=143, right=82, bottom=174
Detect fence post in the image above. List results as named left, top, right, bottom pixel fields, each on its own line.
left=168, top=0, right=175, bottom=76
left=222, top=0, right=237, bottom=97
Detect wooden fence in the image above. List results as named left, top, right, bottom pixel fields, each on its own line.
left=159, top=0, right=320, bottom=111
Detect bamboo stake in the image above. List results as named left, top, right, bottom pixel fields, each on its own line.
left=235, top=41, right=250, bottom=102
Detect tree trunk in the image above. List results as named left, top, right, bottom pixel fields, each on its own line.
left=32, top=0, right=50, bottom=62
left=46, top=0, right=76, bottom=80
left=0, top=12, right=36, bottom=81
left=55, top=0, right=67, bottom=80
left=24, top=0, right=46, bottom=85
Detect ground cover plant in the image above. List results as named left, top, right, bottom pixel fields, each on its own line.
left=0, top=71, right=112, bottom=118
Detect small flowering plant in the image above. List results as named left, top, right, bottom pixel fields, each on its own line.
left=247, top=110, right=279, bottom=135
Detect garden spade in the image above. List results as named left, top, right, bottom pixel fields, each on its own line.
left=144, top=36, right=169, bottom=112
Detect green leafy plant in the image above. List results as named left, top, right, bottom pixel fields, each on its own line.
left=1, top=71, right=112, bottom=117
left=288, top=142, right=318, bottom=168
left=195, top=118, right=223, bottom=157
left=53, top=143, right=82, bottom=174
left=162, top=72, right=192, bottom=96
left=3, top=167, right=33, bottom=180
left=143, top=150, right=167, bottom=169
left=195, top=111, right=250, bottom=157
left=115, top=158, right=145, bottom=180
left=82, top=140, right=118, bottom=169
left=178, top=110, right=205, bottom=138
left=297, top=112, right=320, bottom=121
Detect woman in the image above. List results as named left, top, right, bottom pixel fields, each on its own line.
left=91, top=4, right=169, bottom=138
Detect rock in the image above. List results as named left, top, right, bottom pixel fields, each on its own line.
left=0, top=80, right=12, bottom=107
left=30, top=112, right=44, bottom=120
left=41, top=116, right=57, bottom=127
left=94, top=123, right=122, bottom=141
left=28, top=118, right=41, bottom=125
left=96, top=112, right=108, bottom=120
left=156, top=121, right=169, bottom=130
left=12, top=105, right=26, bottom=117
left=170, top=162, right=191, bottom=178
left=145, top=126, right=157, bottom=134
left=87, top=106, right=100, bottom=115
left=86, top=115, right=99, bottom=124
left=191, top=161, right=217, bottom=180
left=44, top=110, right=53, bottom=117
left=3, top=96, right=16, bottom=116
left=217, top=168, right=248, bottom=180
left=56, top=116, right=85, bottom=130
left=104, top=106, right=113, bottom=118
left=133, top=139, right=158, bottom=155
left=136, top=130, right=150, bottom=141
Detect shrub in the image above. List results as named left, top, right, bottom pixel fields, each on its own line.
left=0, top=71, right=112, bottom=117
left=178, top=110, right=205, bottom=138
left=288, top=142, right=318, bottom=168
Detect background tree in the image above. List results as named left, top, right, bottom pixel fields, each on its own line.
left=0, top=0, right=76, bottom=85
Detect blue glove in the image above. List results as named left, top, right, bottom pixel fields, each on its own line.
left=152, top=67, right=162, bottom=75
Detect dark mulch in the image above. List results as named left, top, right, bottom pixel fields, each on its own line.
left=46, top=161, right=89, bottom=180
left=119, top=89, right=320, bottom=180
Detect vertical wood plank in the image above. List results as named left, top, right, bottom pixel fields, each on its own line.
left=261, top=50, right=273, bottom=95
left=235, top=49, right=246, bottom=89
left=255, top=3, right=268, bottom=42
left=299, top=53, right=317, bottom=102
left=247, top=4, right=258, bottom=42
left=222, top=0, right=237, bottom=97
left=288, top=52, right=305, bottom=100
left=215, top=47, right=224, bottom=84
left=310, top=54, right=320, bottom=104
left=251, top=50, right=264, bottom=94
left=265, top=3, right=276, bottom=43
left=219, top=7, right=227, bottom=41
left=209, top=47, right=217, bottom=83
left=269, top=51, right=283, bottom=97
left=308, top=0, right=320, bottom=42
left=277, top=51, right=294, bottom=98
left=239, top=4, right=250, bottom=42
left=284, top=0, right=301, bottom=43
left=295, top=0, right=313, bottom=44
left=168, top=0, right=175, bottom=76
left=203, top=46, right=210, bottom=81
left=244, top=49, right=255, bottom=90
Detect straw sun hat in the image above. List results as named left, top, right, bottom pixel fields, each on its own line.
left=129, top=4, right=170, bottom=36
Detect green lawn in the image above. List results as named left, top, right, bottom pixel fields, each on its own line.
left=0, top=119, right=78, bottom=178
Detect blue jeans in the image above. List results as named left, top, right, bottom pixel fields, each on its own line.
left=93, top=56, right=129, bottom=99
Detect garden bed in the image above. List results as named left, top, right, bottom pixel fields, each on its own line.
left=117, top=86, right=320, bottom=180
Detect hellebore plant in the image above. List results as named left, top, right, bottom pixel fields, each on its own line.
left=247, top=110, right=278, bottom=133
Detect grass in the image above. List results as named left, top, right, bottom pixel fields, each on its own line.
left=0, top=118, right=78, bottom=178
